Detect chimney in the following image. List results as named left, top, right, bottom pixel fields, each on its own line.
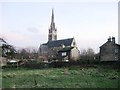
left=108, top=36, right=111, bottom=42
left=112, top=37, right=115, bottom=43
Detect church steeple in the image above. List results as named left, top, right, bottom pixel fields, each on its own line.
left=50, top=9, right=55, bottom=29
left=51, top=9, right=54, bottom=24
left=48, top=9, right=57, bottom=41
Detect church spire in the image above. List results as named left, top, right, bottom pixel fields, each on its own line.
left=51, top=8, right=54, bottom=23
left=50, top=8, right=55, bottom=29
left=48, top=9, right=57, bottom=41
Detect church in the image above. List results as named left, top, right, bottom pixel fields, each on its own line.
left=38, top=9, right=80, bottom=62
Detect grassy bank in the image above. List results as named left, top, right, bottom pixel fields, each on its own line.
left=2, top=65, right=119, bottom=88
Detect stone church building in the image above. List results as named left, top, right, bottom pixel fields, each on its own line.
left=38, top=9, right=80, bottom=62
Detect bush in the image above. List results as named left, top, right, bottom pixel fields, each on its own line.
left=77, top=59, right=100, bottom=65
left=21, top=60, right=47, bottom=69
left=49, top=61, right=69, bottom=68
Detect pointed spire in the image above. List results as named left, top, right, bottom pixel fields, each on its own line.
left=51, top=8, right=55, bottom=28
left=48, top=8, right=57, bottom=41
left=52, top=8, right=54, bottom=22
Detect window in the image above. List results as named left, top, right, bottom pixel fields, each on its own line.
left=115, top=56, right=118, bottom=61
left=49, top=29, right=52, bottom=33
left=49, top=35, right=52, bottom=40
left=62, top=52, right=66, bottom=56
left=115, top=49, right=118, bottom=54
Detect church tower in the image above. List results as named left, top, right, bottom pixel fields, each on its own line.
left=48, top=9, right=57, bottom=41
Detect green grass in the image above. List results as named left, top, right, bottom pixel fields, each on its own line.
left=2, top=65, right=119, bottom=88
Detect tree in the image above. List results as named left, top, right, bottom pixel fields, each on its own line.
left=86, top=48, right=95, bottom=60
left=19, top=49, right=29, bottom=59
left=17, top=47, right=38, bottom=60
left=25, top=47, right=38, bottom=59
left=86, top=48, right=95, bottom=64
left=80, top=48, right=95, bottom=64
left=87, top=48, right=94, bottom=55
left=80, top=49, right=87, bottom=60
left=0, top=38, right=16, bottom=59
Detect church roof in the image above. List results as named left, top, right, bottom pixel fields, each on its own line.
left=58, top=47, right=74, bottom=52
left=45, top=38, right=74, bottom=48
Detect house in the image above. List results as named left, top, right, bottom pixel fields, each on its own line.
left=58, top=46, right=80, bottom=62
left=99, top=37, right=120, bottom=62
left=38, top=9, right=80, bottom=62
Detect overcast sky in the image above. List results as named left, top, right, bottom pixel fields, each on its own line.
left=0, top=0, right=119, bottom=53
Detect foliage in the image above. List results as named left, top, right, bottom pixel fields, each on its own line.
left=2, top=65, right=119, bottom=88
left=0, top=38, right=16, bottom=59
left=17, top=47, right=38, bottom=60
left=80, top=48, right=95, bottom=62
left=20, top=60, right=47, bottom=69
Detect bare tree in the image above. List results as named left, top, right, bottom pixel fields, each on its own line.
left=25, top=47, right=38, bottom=60
left=17, top=47, right=38, bottom=60
left=87, top=48, right=94, bottom=55
left=80, top=49, right=87, bottom=60
left=86, top=48, right=95, bottom=63
left=80, top=48, right=95, bottom=64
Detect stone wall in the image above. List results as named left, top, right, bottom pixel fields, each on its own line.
left=100, top=41, right=120, bottom=61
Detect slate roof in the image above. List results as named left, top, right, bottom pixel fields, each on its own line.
left=100, top=41, right=120, bottom=48
left=44, top=38, right=73, bottom=48
left=58, top=47, right=74, bottom=52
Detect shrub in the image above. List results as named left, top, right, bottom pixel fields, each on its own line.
left=49, top=61, right=69, bottom=68
left=21, top=60, right=47, bottom=69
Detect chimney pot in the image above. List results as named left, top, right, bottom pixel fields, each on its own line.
left=112, top=37, right=115, bottom=43
left=108, top=36, right=111, bottom=42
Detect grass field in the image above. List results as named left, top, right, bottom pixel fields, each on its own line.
left=2, top=65, right=120, bottom=88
